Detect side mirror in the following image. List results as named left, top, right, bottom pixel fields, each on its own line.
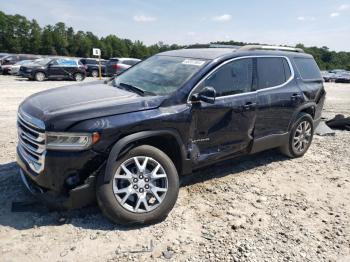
left=191, top=86, right=216, bottom=104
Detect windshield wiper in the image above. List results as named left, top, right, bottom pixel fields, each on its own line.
left=118, top=82, right=155, bottom=96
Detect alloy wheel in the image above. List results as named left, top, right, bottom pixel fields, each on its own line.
left=75, top=73, right=83, bottom=81
left=112, top=156, right=168, bottom=213
left=293, top=120, right=312, bottom=153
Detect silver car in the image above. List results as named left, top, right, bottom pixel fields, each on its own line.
left=106, top=58, right=141, bottom=76
left=9, top=60, right=34, bottom=75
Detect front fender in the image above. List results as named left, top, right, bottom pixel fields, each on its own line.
left=103, top=129, right=188, bottom=183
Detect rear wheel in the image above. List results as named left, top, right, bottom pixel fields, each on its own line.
left=91, top=70, right=98, bottom=77
left=34, top=72, right=45, bottom=81
left=74, top=73, right=84, bottom=81
left=97, top=145, right=179, bottom=225
left=280, top=113, right=314, bottom=158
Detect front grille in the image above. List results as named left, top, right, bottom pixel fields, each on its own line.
left=17, top=112, right=46, bottom=174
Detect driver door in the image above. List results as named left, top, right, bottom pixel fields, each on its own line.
left=48, top=59, right=65, bottom=78
left=189, top=58, right=257, bottom=164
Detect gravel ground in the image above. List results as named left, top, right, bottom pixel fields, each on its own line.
left=0, top=75, right=349, bottom=262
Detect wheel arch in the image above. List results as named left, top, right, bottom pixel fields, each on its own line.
left=103, top=130, right=190, bottom=183
left=288, top=103, right=316, bottom=131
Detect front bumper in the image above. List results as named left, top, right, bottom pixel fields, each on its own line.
left=19, top=168, right=97, bottom=209
left=19, top=71, right=33, bottom=78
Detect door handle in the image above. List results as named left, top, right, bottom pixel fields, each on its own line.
left=291, top=93, right=302, bottom=101
left=243, top=102, right=257, bottom=110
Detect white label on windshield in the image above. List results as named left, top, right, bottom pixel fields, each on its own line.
left=182, top=59, right=205, bottom=66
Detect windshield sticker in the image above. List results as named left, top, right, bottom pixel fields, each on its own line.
left=182, top=59, right=205, bottom=66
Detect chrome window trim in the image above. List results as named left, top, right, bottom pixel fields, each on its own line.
left=187, top=55, right=295, bottom=103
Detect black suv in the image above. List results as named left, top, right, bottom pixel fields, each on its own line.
left=80, top=58, right=106, bottom=77
left=17, top=45, right=325, bottom=225
left=20, top=58, right=86, bottom=81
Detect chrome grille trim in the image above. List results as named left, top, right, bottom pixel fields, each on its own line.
left=17, top=112, right=46, bottom=174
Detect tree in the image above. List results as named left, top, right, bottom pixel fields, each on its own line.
left=29, top=19, right=41, bottom=54
left=0, top=10, right=348, bottom=70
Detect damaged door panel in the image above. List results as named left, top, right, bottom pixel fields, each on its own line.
left=188, top=57, right=256, bottom=165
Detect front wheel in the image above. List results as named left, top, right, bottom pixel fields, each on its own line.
left=280, top=113, right=314, bottom=158
left=97, top=145, right=179, bottom=225
left=34, top=72, right=45, bottom=81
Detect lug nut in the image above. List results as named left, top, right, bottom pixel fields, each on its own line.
left=139, top=175, right=144, bottom=179
left=139, top=188, right=144, bottom=193
left=144, top=178, right=149, bottom=182
left=145, top=185, right=149, bottom=189
left=133, top=178, right=138, bottom=183
left=133, top=185, right=138, bottom=189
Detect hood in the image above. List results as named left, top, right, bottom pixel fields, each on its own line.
left=19, top=81, right=165, bottom=131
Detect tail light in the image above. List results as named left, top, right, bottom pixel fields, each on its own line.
left=113, top=63, right=120, bottom=70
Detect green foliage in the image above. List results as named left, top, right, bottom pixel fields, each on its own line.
left=0, top=10, right=181, bottom=59
left=0, top=10, right=349, bottom=69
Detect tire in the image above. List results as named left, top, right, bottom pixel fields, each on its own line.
left=34, top=72, right=45, bottom=81
left=91, top=70, right=98, bottom=77
left=74, top=73, right=84, bottom=81
left=280, top=113, right=314, bottom=158
left=97, top=145, right=179, bottom=225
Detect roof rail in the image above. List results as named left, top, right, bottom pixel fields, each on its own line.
left=185, top=44, right=240, bottom=49
left=239, top=45, right=304, bottom=53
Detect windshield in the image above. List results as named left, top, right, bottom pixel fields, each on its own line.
left=113, top=55, right=207, bottom=95
left=33, top=58, right=52, bottom=66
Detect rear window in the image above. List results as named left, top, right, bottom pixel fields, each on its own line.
left=294, top=58, right=322, bottom=80
left=257, top=57, right=290, bottom=90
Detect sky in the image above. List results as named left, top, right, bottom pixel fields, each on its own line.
left=1, top=0, right=350, bottom=51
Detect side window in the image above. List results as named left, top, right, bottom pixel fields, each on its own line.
left=294, top=58, right=322, bottom=80
left=257, top=57, right=288, bottom=90
left=123, top=60, right=135, bottom=66
left=51, top=60, right=59, bottom=65
left=129, top=60, right=140, bottom=65
left=57, top=59, right=77, bottom=67
left=204, top=58, right=253, bottom=97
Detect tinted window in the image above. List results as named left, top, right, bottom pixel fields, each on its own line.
left=294, top=58, right=322, bottom=80
left=205, top=58, right=253, bottom=96
left=257, top=57, right=288, bottom=90
left=121, top=60, right=139, bottom=66
left=85, top=59, right=97, bottom=65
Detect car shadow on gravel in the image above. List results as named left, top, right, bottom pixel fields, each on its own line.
left=0, top=149, right=288, bottom=231
left=180, top=148, right=288, bottom=187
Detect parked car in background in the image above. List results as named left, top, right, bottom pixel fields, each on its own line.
left=9, top=60, right=35, bottom=75
left=105, top=58, right=141, bottom=76
left=321, top=70, right=336, bottom=82
left=80, top=58, right=107, bottom=77
left=19, top=57, right=86, bottom=81
left=1, top=54, right=40, bottom=74
left=334, top=72, right=350, bottom=83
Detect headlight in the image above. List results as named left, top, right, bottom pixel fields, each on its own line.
left=46, top=132, right=100, bottom=150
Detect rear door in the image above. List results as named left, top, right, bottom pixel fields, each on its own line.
left=254, top=57, right=302, bottom=138
left=190, top=57, right=257, bottom=164
left=60, top=59, right=78, bottom=78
